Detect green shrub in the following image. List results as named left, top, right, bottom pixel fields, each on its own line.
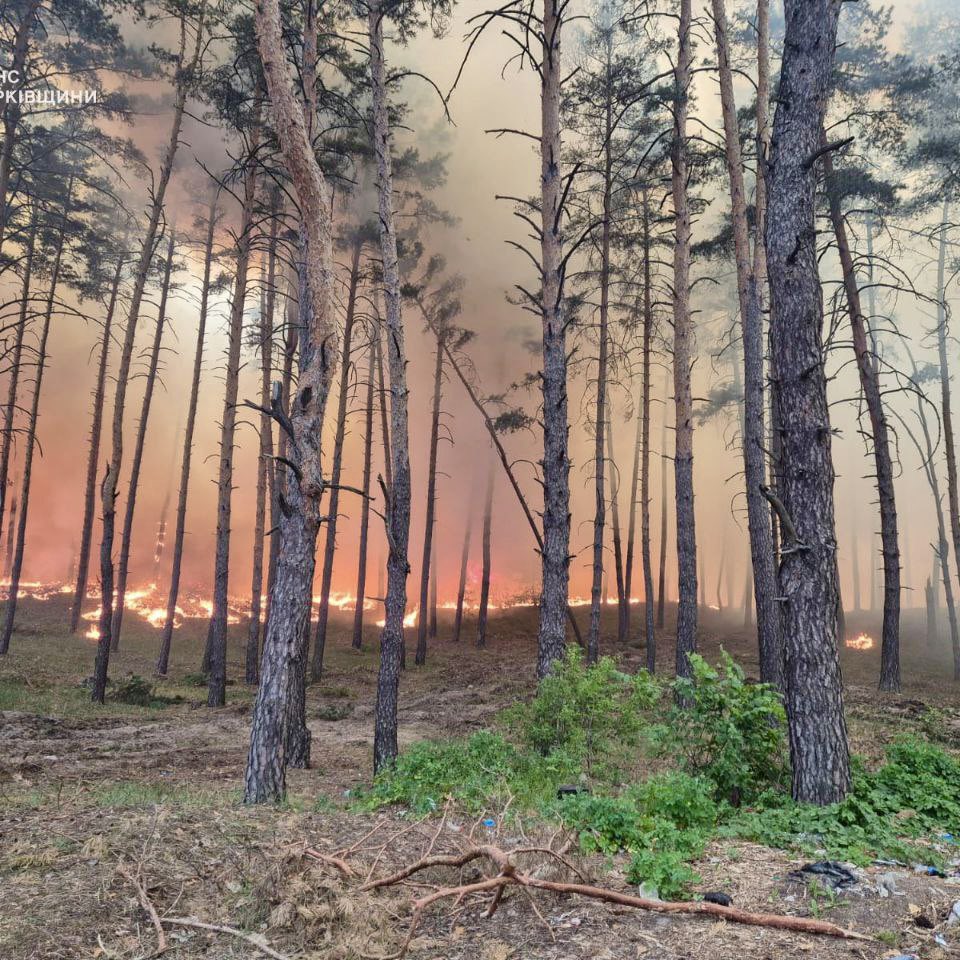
left=506, top=647, right=659, bottom=781
left=660, top=651, right=786, bottom=804
left=111, top=675, right=157, bottom=707
left=633, top=771, right=718, bottom=830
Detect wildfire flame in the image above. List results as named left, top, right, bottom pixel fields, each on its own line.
left=846, top=633, right=874, bottom=651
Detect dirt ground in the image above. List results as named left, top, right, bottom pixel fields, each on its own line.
left=1, top=596, right=959, bottom=959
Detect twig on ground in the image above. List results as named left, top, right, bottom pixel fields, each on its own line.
left=160, top=917, right=291, bottom=960
left=117, top=866, right=167, bottom=957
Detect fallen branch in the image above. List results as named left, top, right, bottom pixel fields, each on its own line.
left=304, top=846, right=355, bottom=877
left=366, top=844, right=872, bottom=958
left=160, top=917, right=291, bottom=960
left=118, top=866, right=167, bottom=958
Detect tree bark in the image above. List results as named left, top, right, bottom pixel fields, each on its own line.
left=587, top=55, right=613, bottom=663
left=92, top=16, right=203, bottom=703
left=477, top=460, right=494, bottom=648
left=0, top=209, right=36, bottom=558
left=370, top=0, right=413, bottom=774
left=352, top=331, right=376, bottom=650
left=657, top=370, right=668, bottom=631
left=536, top=0, right=570, bottom=680
left=247, top=200, right=279, bottom=685
left=671, top=0, right=697, bottom=680
left=765, top=0, right=850, bottom=803
left=639, top=194, right=656, bottom=671
left=935, top=202, right=960, bottom=605
left=823, top=149, right=900, bottom=692
left=0, top=182, right=70, bottom=654
left=208, top=96, right=263, bottom=708
left=311, top=236, right=363, bottom=679
left=156, top=192, right=218, bottom=676
left=245, top=0, right=337, bottom=802
left=415, top=326, right=444, bottom=665
left=606, top=413, right=626, bottom=646
left=710, top=0, right=782, bottom=689
left=70, top=251, right=123, bottom=633
left=111, top=233, right=176, bottom=650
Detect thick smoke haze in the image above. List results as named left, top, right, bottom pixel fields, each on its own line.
left=4, top=0, right=955, bottom=622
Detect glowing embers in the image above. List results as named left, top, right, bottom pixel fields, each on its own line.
left=845, top=633, right=875, bottom=651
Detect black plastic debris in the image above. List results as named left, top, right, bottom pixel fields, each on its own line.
left=702, top=892, right=732, bottom=906
left=789, top=861, right=858, bottom=890
left=556, top=785, right=589, bottom=799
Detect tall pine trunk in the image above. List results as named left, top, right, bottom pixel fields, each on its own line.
left=157, top=193, right=218, bottom=675
left=370, top=1, right=413, bottom=773
left=587, top=51, right=613, bottom=662
left=312, top=236, right=363, bottom=679
left=477, top=460, right=494, bottom=648
left=0, top=183, right=70, bottom=654
left=352, top=332, right=376, bottom=650
left=671, top=0, right=697, bottom=679
left=93, top=18, right=203, bottom=703
left=111, top=234, right=175, bottom=650
left=765, top=0, right=850, bottom=804
left=70, top=252, right=123, bottom=633
left=247, top=202, right=279, bottom=685
left=0, top=210, right=36, bottom=556
left=824, top=154, right=900, bottom=690
left=452, top=504, right=472, bottom=643
left=606, top=413, right=626, bottom=644
left=245, top=0, right=337, bottom=802
left=536, top=0, right=570, bottom=679
left=657, top=370, right=669, bottom=630
left=710, top=0, right=782, bottom=688
left=935, top=202, right=960, bottom=603
left=640, top=194, right=656, bottom=670
left=415, top=326, right=444, bottom=665
left=208, top=97, right=263, bottom=708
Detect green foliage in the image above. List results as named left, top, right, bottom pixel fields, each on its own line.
left=360, top=651, right=960, bottom=900
left=506, top=647, right=659, bottom=780
left=727, top=736, right=960, bottom=866
left=110, top=675, right=158, bottom=706
left=658, top=652, right=786, bottom=804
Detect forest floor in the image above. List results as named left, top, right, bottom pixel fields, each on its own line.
left=1, top=595, right=960, bottom=960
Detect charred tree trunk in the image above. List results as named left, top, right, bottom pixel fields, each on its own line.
left=429, top=539, right=438, bottom=639
left=606, top=413, right=626, bottom=647
left=640, top=194, right=656, bottom=670
left=587, top=60, right=613, bottom=663
left=311, top=236, right=363, bottom=680
left=208, top=97, right=263, bottom=708
left=370, top=0, right=413, bottom=773
left=245, top=0, right=337, bottom=802
left=0, top=185, right=70, bottom=654
left=156, top=193, right=218, bottom=676
left=3, top=493, right=16, bottom=579
left=452, top=503, right=472, bottom=643
left=111, top=234, right=176, bottom=651
left=711, top=0, right=782, bottom=688
left=823, top=149, right=900, bottom=692
left=657, top=370, right=669, bottom=630
left=352, top=332, right=377, bottom=650
left=671, top=0, right=697, bottom=680
left=624, top=386, right=642, bottom=641
left=935, top=203, right=960, bottom=604
left=477, top=460, right=494, bottom=649
left=92, top=19, right=203, bottom=703
left=765, top=0, right=850, bottom=803
left=0, top=210, right=36, bottom=555
left=414, top=316, right=445, bottom=665
left=536, top=0, right=571, bottom=679
left=247, top=204, right=279, bottom=685
left=70, top=251, right=123, bottom=633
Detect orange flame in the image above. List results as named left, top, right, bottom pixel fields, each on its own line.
left=846, top=633, right=874, bottom=651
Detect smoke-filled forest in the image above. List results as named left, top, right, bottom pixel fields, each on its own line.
left=2, top=0, right=960, bottom=955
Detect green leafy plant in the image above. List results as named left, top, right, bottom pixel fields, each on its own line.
left=660, top=651, right=786, bottom=804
